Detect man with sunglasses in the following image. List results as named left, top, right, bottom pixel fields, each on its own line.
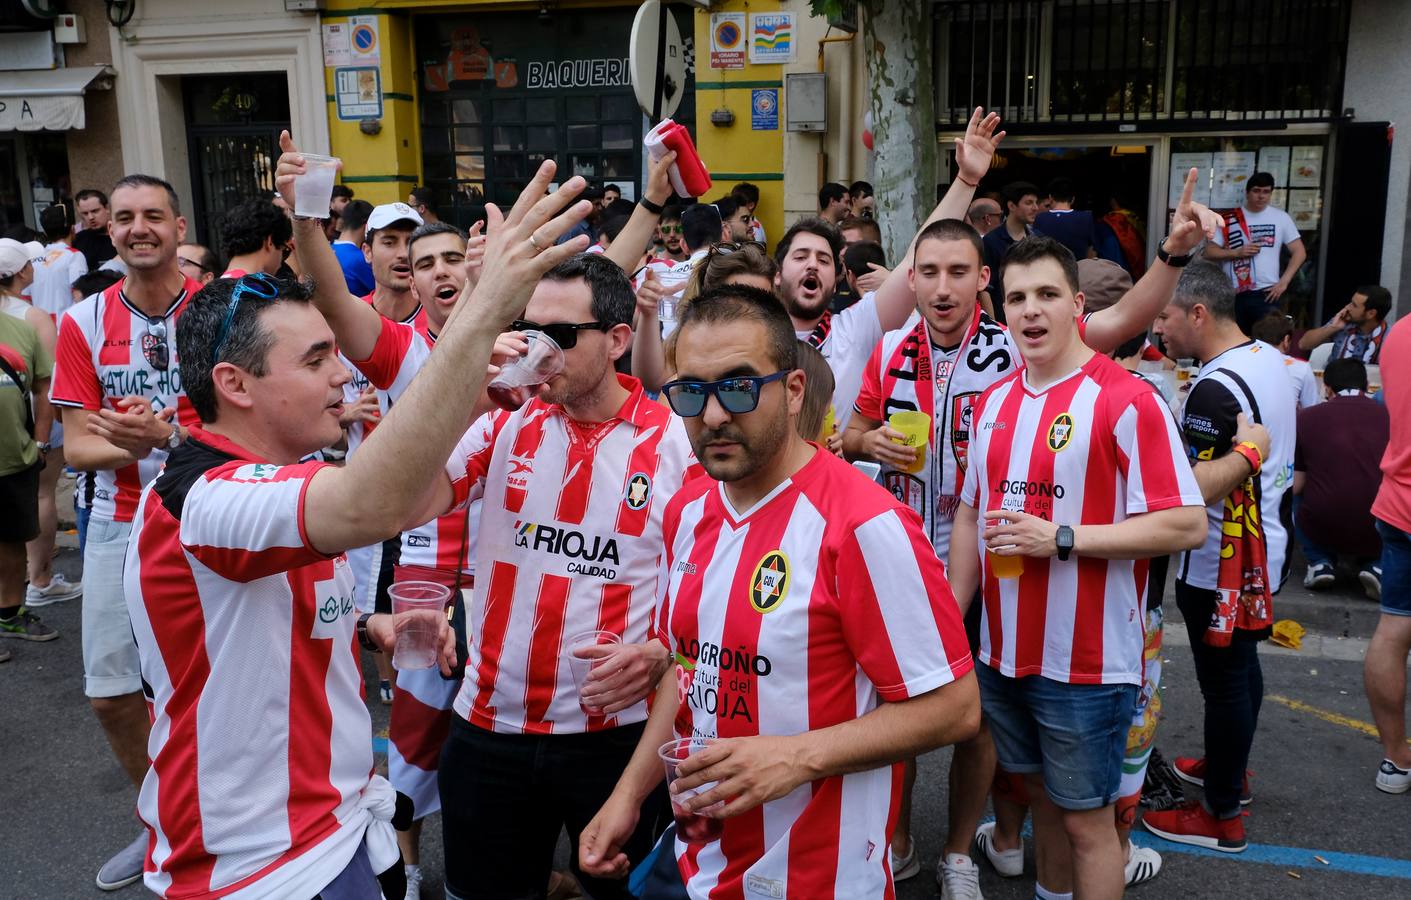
left=579, top=285, right=979, bottom=896
left=654, top=204, right=731, bottom=335
left=48, top=173, right=205, bottom=892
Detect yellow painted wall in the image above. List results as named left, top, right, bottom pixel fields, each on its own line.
left=692, top=0, right=786, bottom=249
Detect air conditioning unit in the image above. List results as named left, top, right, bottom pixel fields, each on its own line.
left=828, top=1, right=859, bottom=34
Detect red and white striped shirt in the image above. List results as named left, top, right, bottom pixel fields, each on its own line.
left=961, top=353, right=1202, bottom=685
left=49, top=277, right=204, bottom=521
left=124, top=429, right=376, bottom=899
left=444, top=375, right=698, bottom=734
left=657, top=449, right=973, bottom=898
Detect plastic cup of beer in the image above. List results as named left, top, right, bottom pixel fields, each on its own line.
left=1368, top=365, right=1382, bottom=394
left=387, top=581, right=450, bottom=670
left=487, top=330, right=565, bottom=410
left=658, top=737, right=725, bottom=843
left=1175, top=358, right=1195, bottom=382
left=888, top=411, right=930, bottom=474
left=566, top=630, right=621, bottom=715
left=820, top=406, right=836, bottom=441
left=986, top=518, right=1025, bottom=579
left=293, top=153, right=340, bottom=219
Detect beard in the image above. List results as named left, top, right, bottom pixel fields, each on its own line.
left=689, top=397, right=791, bottom=484
left=778, top=275, right=831, bottom=323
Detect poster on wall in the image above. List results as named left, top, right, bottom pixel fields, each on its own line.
left=1258, top=146, right=1290, bottom=187
left=752, top=89, right=779, bottom=130
left=710, top=13, right=746, bottom=69
left=1290, top=146, right=1324, bottom=187
left=1288, top=189, right=1322, bottom=230
left=1168, top=152, right=1212, bottom=208
left=335, top=67, right=383, bottom=120
left=749, top=12, right=796, bottom=64
left=322, top=23, right=352, bottom=67
left=1272, top=188, right=1288, bottom=210
left=1211, top=151, right=1256, bottom=208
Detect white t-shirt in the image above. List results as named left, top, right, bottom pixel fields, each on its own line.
left=656, top=248, right=708, bottom=337
left=28, top=242, right=88, bottom=318
left=1283, top=355, right=1322, bottom=409
left=797, top=291, right=883, bottom=430
left=1211, top=205, right=1302, bottom=291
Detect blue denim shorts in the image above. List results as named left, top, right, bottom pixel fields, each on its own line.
left=976, top=663, right=1138, bottom=810
left=1377, top=519, right=1411, bottom=617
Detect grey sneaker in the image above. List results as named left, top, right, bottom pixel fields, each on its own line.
left=96, top=831, right=148, bottom=891
left=25, top=573, right=83, bottom=607
left=0, top=608, right=58, bottom=641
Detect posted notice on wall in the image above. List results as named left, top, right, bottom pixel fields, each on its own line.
left=322, top=23, right=351, bottom=68
left=749, top=12, right=796, bottom=64
left=1258, top=146, right=1290, bottom=187
left=1290, top=146, right=1324, bottom=187
left=335, top=67, right=382, bottom=121
left=1168, top=152, right=1211, bottom=208
left=710, top=13, right=746, bottom=69
left=1211, top=151, right=1256, bottom=208
left=349, top=16, right=381, bottom=66
left=752, top=89, right=779, bottom=130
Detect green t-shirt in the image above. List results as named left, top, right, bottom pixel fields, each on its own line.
left=0, top=314, right=52, bottom=476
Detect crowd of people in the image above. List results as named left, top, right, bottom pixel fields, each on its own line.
left=2, top=104, right=1409, bottom=900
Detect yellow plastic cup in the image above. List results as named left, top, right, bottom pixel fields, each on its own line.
left=987, top=548, right=1025, bottom=579
left=888, top=411, right=930, bottom=474
left=820, top=406, right=836, bottom=441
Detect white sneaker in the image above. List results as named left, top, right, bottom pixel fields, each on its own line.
left=1376, top=759, right=1411, bottom=794
left=403, top=864, right=422, bottom=899
left=974, top=821, right=1024, bottom=877
left=936, top=853, right=984, bottom=900
left=1303, top=562, right=1335, bottom=589
left=25, top=573, right=82, bottom=607
left=890, top=835, right=921, bottom=881
left=1125, top=841, right=1162, bottom=886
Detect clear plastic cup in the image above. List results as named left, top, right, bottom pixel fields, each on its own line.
left=294, top=153, right=340, bottom=219
left=888, top=411, right=931, bottom=474
left=388, top=581, right=450, bottom=670
left=1175, top=358, right=1195, bottom=382
left=986, top=517, right=1025, bottom=579
left=658, top=737, right=725, bottom=843
left=487, top=330, right=565, bottom=410
left=565, top=629, right=621, bottom=715
left=1368, top=364, right=1382, bottom=394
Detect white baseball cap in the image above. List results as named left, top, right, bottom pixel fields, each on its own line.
left=0, top=238, right=43, bottom=279
left=366, top=202, right=423, bottom=233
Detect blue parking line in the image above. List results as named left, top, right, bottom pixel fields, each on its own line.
left=1137, top=833, right=1411, bottom=880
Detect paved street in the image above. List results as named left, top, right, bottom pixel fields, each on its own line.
left=7, top=541, right=1410, bottom=899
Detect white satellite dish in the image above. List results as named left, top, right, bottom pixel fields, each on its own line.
left=629, top=0, right=686, bottom=122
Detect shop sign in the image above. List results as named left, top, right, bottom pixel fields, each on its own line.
left=0, top=95, right=84, bottom=131
left=710, top=13, right=746, bottom=69
left=749, top=12, right=796, bottom=64
left=334, top=67, right=383, bottom=121
left=525, top=58, right=631, bottom=90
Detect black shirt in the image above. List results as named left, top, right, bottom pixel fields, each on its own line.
left=73, top=229, right=117, bottom=271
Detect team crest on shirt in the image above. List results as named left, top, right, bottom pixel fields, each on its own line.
left=951, top=391, right=979, bottom=469
left=624, top=472, right=652, bottom=511
left=1047, top=413, right=1075, bottom=452
left=749, top=551, right=790, bottom=614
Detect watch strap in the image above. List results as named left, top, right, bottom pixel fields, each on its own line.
left=1157, top=243, right=1193, bottom=268
left=1056, top=525, right=1075, bottom=561
left=638, top=197, right=665, bottom=216
left=356, top=612, right=381, bottom=653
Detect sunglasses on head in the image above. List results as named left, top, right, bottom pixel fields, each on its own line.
left=510, top=319, right=606, bottom=351
left=143, top=317, right=169, bottom=371
left=661, top=371, right=790, bottom=418
left=211, top=273, right=280, bottom=360
left=705, top=241, right=766, bottom=265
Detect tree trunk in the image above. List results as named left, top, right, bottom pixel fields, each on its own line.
left=864, top=0, right=935, bottom=265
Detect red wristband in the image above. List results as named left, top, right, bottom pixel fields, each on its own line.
left=1233, top=441, right=1262, bottom=476
left=956, top=174, right=978, bottom=188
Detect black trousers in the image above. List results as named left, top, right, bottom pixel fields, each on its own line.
left=439, top=717, right=670, bottom=900
left=1234, top=289, right=1279, bottom=337
left=1175, top=580, right=1264, bottom=817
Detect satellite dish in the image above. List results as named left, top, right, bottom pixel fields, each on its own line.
left=629, top=0, right=686, bottom=122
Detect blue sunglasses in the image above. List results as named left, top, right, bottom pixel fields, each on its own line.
left=211, top=273, right=280, bottom=360
left=661, top=371, right=790, bottom=418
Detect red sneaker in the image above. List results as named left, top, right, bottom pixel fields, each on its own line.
left=1172, top=756, right=1253, bottom=805
left=1141, top=802, right=1248, bottom=853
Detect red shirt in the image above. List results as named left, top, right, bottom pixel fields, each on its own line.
left=1374, top=318, right=1411, bottom=532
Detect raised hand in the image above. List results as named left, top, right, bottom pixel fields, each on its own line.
left=273, top=131, right=339, bottom=213
left=1166, top=168, right=1224, bottom=257
left=954, top=108, right=1006, bottom=187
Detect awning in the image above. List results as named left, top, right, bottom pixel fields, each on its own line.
left=0, top=66, right=115, bottom=132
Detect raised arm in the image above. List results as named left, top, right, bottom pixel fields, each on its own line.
left=276, top=131, right=386, bottom=361
left=604, top=150, right=675, bottom=275
left=1299, top=305, right=1350, bottom=351
left=873, top=108, right=1006, bottom=331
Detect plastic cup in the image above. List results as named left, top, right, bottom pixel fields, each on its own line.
left=388, top=581, right=450, bottom=670
left=294, top=153, right=340, bottom=219
left=1368, top=365, right=1382, bottom=394
left=820, top=406, right=836, bottom=441
left=658, top=737, right=725, bottom=843
left=566, top=630, right=621, bottom=715
left=487, top=330, right=565, bottom=410
left=1175, top=358, right=1195, bottom=382
left=986, top=517, right=1025, bottom=579
left=888, top=411, right=931, bottom=474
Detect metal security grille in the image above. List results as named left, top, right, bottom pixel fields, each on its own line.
left=187, top=132, right=279, bottom=251
left=936, top=0, right=1352, bottom=131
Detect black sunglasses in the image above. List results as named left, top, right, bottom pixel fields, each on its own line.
left=143, top=317, right=169, bottom=371
left=661, top=371, right=790, bottom=418
left=211, top=273, right=280, bottom=360
left=510, top=319, right=606, bottom=351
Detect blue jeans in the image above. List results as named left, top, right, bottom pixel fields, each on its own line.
left=975, top=663, right=1138, bottom=810
left=1297, top=495, right=1377, bottom=571
left=1175, top=579, right=1263, bottom=817
left=75, top=505, right=90, bottom=557
left=1376, top=519, right=1411, bottom=616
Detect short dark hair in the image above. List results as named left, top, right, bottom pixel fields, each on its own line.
left=331, top=185, right=355, bottom=202
left=39, top=204, right=71, bottom=241
left=1046, top=177, right=1076, bottom=204
left=408, top=221, right=466, bottom=258
left=1358, top=284, right=1393, bottom=322
left=409, top=186, right=436, bottom=209
left=818, top=182, right=849, bottom=210
left=603, top=183, right=621, bottom=195
left=542, top=253, right=635, bottom=329
left=915, top=218, right=985, bottom=268
left=339, top=199, right=374, bottom=233
left=1003, top=181, right=1040, bottom=209
left=177, top=275, right=314, bottom=422
left=682, top=204, right=723, bottom=252
left=660, top=204, right=684, bottom=224
left=75, top=189, right=109, bottom=208
left=843, top=241, right=886, bottom=278
left=179, top=242, right=220, bottom=277
left=1113, top=332, right=1147, bottom=360
left=599, top=214, right=630, bottom=243
left=1246, top=172, right=1276, bottom=191
left=1001, top=234, right=1080, bottom=294
left=112, top=174, right=181, bottom=216
left=604, top=198, right=635, bottom=221
left=675, top=284, right=799, bottom=372
left=71, top=269, right=124, bottom=299
left=1172, top=258, right=1238, bottom=321
left=220, top=199, right=293, bottom=258
left=849, top=180, right=874, bottom=200
left=839, top=216, right=882, bottom=246
left=1324, top=358, right=1368, bottom=393
left=1251, top=313, right=1294, bottom=346
left=774, top=217, right=843, bottom=269
left=732, top=182, right=760, bottom=206
left=712, top=195, right=740, bottom=222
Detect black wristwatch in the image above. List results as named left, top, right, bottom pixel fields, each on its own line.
left=638, top=197, right=665, bottom=216
left=1156, top=242, right=1193, bottom=268
left=356, top=612, right=381, bottom=653
left=1055, top=525, right=1075, bottom=561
